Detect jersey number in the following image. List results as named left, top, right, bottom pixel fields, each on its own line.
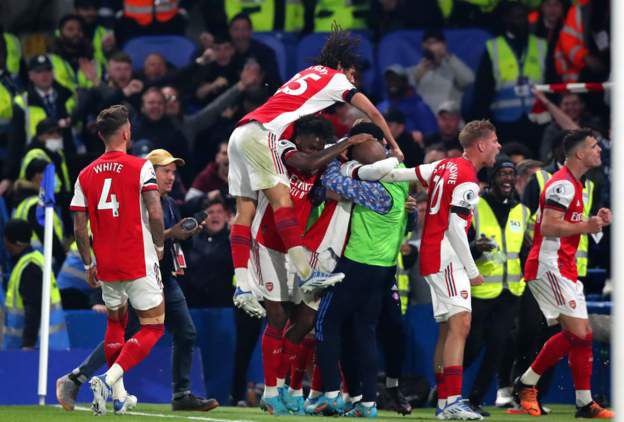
left=429, top=175, right=444, bottom=215
left=97, top=178, right=119, bottom=217
left=277, top=72, right=321, bottom=96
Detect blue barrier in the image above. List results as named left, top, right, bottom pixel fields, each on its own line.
left=0, top=303, right=611, bottom=405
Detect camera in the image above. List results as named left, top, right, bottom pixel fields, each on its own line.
left=180, top=211, right=208, bottom=231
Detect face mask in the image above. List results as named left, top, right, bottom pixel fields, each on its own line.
left=45, top=137, right=63, bottom=152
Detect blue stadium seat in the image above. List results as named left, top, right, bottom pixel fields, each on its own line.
left=296, top=32, right=376, bottom=94
left=123, top=35, right=197, bottom=71
left=253, top=33, right=288, bottom=82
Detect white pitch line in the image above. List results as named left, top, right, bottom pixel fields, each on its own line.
left=53, top=405, right=256, bottom=422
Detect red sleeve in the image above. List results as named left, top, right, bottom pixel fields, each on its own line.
left=415, top=166, right=428, bottom=187
left=69, top=205, right=87, bottom=211
left=141, top=184, right=158, bottom=193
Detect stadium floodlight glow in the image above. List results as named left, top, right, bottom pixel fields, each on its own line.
left=612, top=0, right=623, bottom=420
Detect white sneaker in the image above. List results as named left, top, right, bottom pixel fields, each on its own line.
left=89, top=375, right=111, bottom=416
left=298, top=270, right=344, bottom=294
left=114, top=394, right=138, bottom=414
left=442, top=399, right=484, bottom=420
left=495, top=386, right=513, bottom=407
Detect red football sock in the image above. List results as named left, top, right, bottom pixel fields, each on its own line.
left=311, top=356, right=322, bottom=392
left=104, top=312, right=128, bottom=367
left=444, top=366, right=463, bottom=398
left=568, top=332, right=593, bottom=391
left=531, top=331, right=573, bottom=375
left=230, top=224, right=251, bottom=270
left=262, top=325, right=283, bottom=387
left=279, top=338, right=300, bottom=380
left=435, top=372, right=447, bottom=400
left=273, top=207, right=303, bottom=250
left=115, top=324, right=164, bottom=372
left=290, top=337, right=315, bottom=390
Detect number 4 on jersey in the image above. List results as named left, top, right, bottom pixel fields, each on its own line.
left=98, top=178, right=120, bottom=217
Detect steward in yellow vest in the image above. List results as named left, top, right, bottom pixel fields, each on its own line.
left=2, top=32, right=22, bottom=80
left=2, top=219, right=69, bottom=350
left=0, top=37, right=20, bottom=174
left=463, top=156, right=530, bottom=408
left=74, top=0, right=115, bottom=67
left=314, top=0, right=369, bottom=31
left=225, top=0, right=304, bottom=32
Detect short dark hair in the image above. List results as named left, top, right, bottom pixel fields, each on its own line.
left=230, top=12, right=252, bottom=28
left=25, top=158, right=49, bottom=181
left=203, top=195, right=226, bottom=210
left=348, top=121, right=384, bottom=141
left=214, top=33, right=232, bottom=45
left=96, top=105, right=129, bottom=140
left=4, top=219, right=32, bottom=245
left=459, top=119, right=495, bottom=148
left=109, top=51, right=132, bottom=65
left=502, top=141, right=531, bottom=159
left=316, top=24, right=361, bottom=71
left=425, top=142, right=446, bottom=155
left=294, top=116, right=335, bottom=143
left=59, top=13, right=85, bottom=32
left=423, top=28, right=445, bottom=43
left=563, top=128, right=595, bottom=156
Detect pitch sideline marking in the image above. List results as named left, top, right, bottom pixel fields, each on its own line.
left=54, top=405, right=256, bottom=422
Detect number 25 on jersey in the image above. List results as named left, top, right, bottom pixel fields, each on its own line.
left=98, top=178, right=120, bottom=217
left=277, top=72, right=321, bottom=96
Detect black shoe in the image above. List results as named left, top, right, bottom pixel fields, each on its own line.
left=172, top=393, right=219, bottom=411
left=468, top=401, right=491, bottom=417
left=386, top=387, right=412, bottom=415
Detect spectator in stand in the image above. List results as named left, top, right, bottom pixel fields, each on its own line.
left=114, top=0, right=189, bottom=47
left=184, top=196, right=234, bottom=308
left=515, top=159, right=543, bottom=197
left=192, top=34, right=239, bottom=106
left=409, top=28, right=475, bottom=114
left=377, top=64, right=437, bottom=135
left=423, top=100, right=462, bottom=155
left=140, top=53, right=170, bottom=86
left=133, top=87, right=190, bottom=182
left=73, top=0, right=115, bottom=67
left=407, top=191, right=432, bottom=305
left=502, top=141, right=532, bottom=164
left=49, top=14, right=103, bottom=94
left=0, top=36, right=19, bottom=195
left=423, top=142, right=447, bottom=164
left=384, top=109, right=424, bottom=167
left=538, top=91, right=603, bottom=163
left=228, top=13, right=281, bottom=90
left=530, top=0, right=569, bottom=83
left=368, top=0, right=441, bottom=40
left=186, top=141, right=228, bottom=202
left=555, top=0, right=609, bottom=83
left=471, top=1, right=550, bottom=154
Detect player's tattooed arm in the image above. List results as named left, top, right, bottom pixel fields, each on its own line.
left=73, top=211, right=92, bottom=267
left=142, top=190, right=165, bottom=257
left=284, top=133, right=374, bottom=174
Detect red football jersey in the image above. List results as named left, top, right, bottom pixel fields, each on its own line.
left=525, top=166, right=585, bottom=282
left=251, top=140, right=320, bottom=253
left=419, top=158, right=480, bottom=276
left=70, top=151, right=159, bottom=282
left=239, top=65, right=357, bottom=139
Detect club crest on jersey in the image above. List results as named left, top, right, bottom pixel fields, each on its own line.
left=266, top=282, right=274, bottom=292
left=569, top=300, right=576, bottom=309
left=461, top=290, right=469, bottom=299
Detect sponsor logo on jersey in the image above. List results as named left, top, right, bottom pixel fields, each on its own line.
left=461, top=290, right=469, bottom=299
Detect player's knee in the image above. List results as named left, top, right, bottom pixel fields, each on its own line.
left=449, top=311, right=471, bottom=338
left=139, top=313, right=165, bottom=325
left=265, top=302, right=288, bottom=329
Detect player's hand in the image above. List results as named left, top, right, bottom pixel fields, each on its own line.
left=585, top=216, right=604, bottom=234
left=347, top=133, right=375, bottom=145
left=390, top=146, right=404, bottom=162
left=475, top=234, right=495, bottom=252
left=405, top=195, right=417, bottom=212
left=86, top=266, right=101, bottom=288
left=597, top=208, right=612, bottom=226
left=233, top=288, right=266, bottom=318
left=400, top=242, right=412, bottom=255
left=156, top=246, right=165, bottom=261
left=470, top=274, right=484, bottom=286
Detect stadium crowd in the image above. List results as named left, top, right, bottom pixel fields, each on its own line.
left=0, top=0, right=613, bottom=418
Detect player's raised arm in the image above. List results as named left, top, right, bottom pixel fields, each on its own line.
left=541, top=180, right=603, bottom=237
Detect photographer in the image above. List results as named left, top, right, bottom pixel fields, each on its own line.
left=409, top=28, right=474, bottom=114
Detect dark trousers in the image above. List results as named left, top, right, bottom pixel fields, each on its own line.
left=378, top=281, right=405, bottom=380
left=315, top=257, right=395, bottom=402
left=230, top=307, right=263, bottom=404
left=464, top=289, right=520, bottom=404
left=77, top=277, right=197, bottom=398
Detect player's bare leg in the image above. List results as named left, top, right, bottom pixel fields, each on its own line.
left=443, top=312, right=471, bottom=404
left=434, top=323, right=449, bottom=412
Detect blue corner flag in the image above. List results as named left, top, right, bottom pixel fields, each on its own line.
left=36, top=163, right=56, bottom=227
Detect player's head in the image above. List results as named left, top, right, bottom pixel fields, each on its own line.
left=4, top=219, right=32, bottom=256
left=563, top=128, right=601, bottom=169
left=459, top=119, right=500, bottom=168
left=347, top=122, right=386, bottom=164
left=489, top=154, right=516, bottom=199
left=146, top=149, right=185, bottom=195
left=96, top=104, right=131, bottom=148
left=316, top=23, right=360, bottom=82
left=293, top=116, right=335, bottom=154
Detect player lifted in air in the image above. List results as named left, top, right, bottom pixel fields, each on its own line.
left=228, top=25, right=403, bottom=315
left=70, top=105, right=166, bottom=415
left=514, top=129, right=613, bottom=419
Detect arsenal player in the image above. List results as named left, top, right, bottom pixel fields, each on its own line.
left=70, top=105, right=166, bottom=415
left=515, top=129, right=613, bottom=419
left=229, top=26, right=402, bottom=316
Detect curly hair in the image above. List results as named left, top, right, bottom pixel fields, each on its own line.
left=315, top=23, right=361, bottom=71
left=294, top=115, right=335, bottom=143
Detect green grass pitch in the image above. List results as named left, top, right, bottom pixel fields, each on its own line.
left=0, top=404, right=583, bottom=421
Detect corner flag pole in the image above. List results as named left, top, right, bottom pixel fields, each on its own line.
left=611, top=0, right=623, bottom=419
left=37, top=163, right=56, bottom=405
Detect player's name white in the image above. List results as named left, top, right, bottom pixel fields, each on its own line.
left=93, top=162, right=124, bottom=174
